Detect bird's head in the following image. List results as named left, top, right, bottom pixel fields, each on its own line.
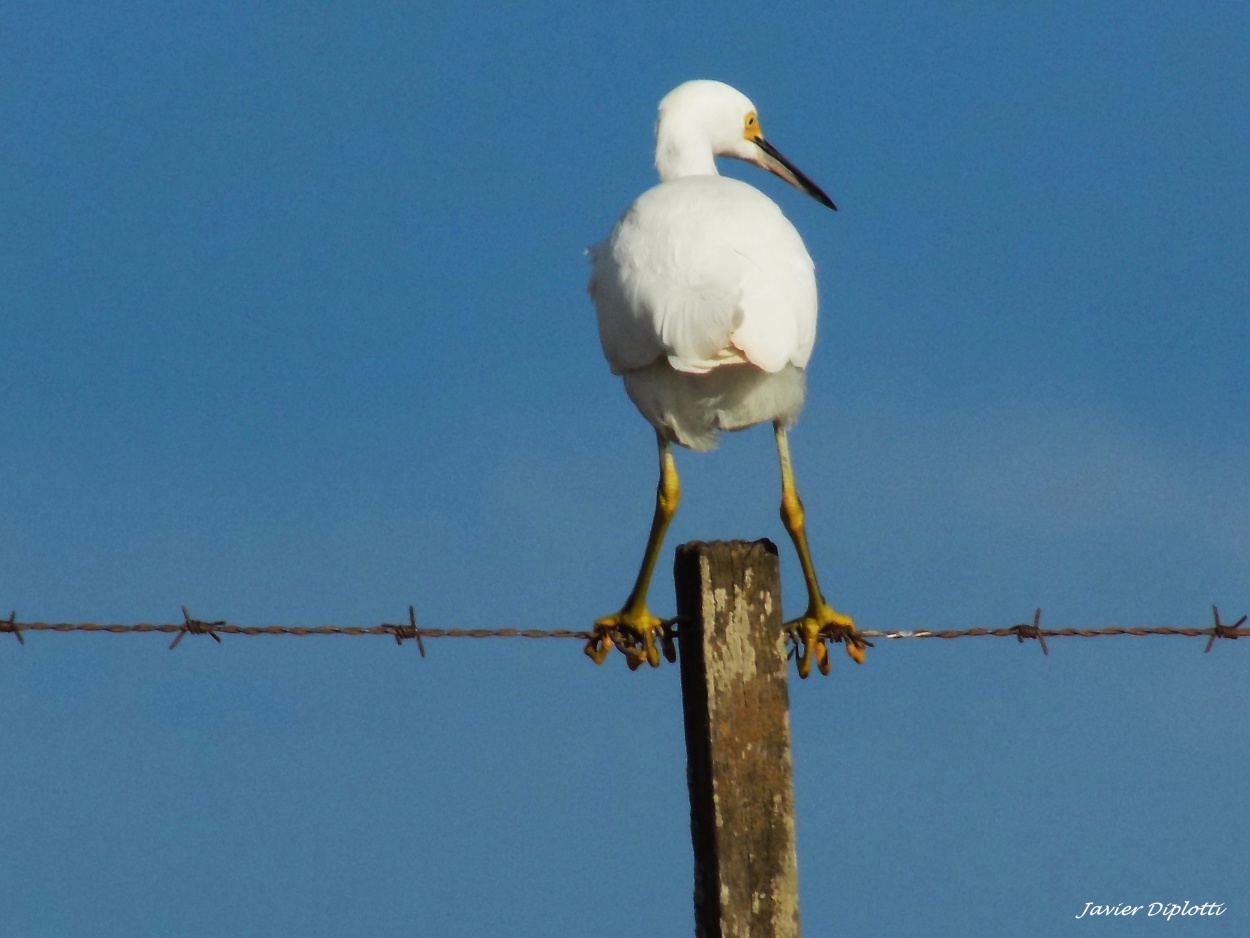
left=655, top=79, right=836, bottom=210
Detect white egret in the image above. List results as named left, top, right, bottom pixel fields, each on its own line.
left=585, top=79, right=867, bottom=678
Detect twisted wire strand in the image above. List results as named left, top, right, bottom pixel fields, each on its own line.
left=1, top=620, right=1242, bottom=643
left=5, top=622, right=593, bottom=640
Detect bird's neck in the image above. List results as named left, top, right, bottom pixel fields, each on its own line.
left=654, top=127, right=719, bottom=181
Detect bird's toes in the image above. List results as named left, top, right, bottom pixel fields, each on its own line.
left=788, top=608, right=869, bottom=677
left=586, top=610, right=666, bottom=669
left=583, top=628, right=615, bottom=665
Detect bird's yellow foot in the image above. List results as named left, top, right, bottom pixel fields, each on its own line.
left=787, top=602, right=871, bottom=678
left=585, top=607, right=675, bottom=671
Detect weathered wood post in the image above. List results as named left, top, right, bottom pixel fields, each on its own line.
left=674, top=539, right=801, bottom=938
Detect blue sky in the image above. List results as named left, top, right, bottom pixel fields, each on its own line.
left=2, top=3, right=1248, bottom=935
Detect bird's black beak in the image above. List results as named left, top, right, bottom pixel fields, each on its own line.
left=752, top=136, right=837, bottom=211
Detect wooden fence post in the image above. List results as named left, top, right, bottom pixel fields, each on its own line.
left=675, top=539, right=801, bottom=938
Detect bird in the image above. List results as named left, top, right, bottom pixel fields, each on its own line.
left=584, top=79, right=867, bottom=678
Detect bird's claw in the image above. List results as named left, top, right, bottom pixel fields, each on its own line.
left=585, top=609, right=676, bottom=669
left=787, top=603, right=871, bottom=678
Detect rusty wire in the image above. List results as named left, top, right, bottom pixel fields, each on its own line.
left=0, top=605, right=1244, bottom=654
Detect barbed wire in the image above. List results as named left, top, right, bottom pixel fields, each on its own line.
left=0, top=605, right=1244, bottom=656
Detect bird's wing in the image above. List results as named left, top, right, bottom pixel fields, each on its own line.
left=727, top=212, right=817, bottom=373
left=590, top=177, right=817, bottom=376
left=591, top=180, right=745, bottom=375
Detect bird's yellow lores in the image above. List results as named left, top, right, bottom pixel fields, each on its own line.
left=586, top=80, right=867, bottom=678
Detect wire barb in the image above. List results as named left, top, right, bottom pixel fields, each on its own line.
left=385, top=606, right=427, bottom=657
left=1, top=611, right=23, bottom=646
left=1205, top=605, right=1246, bottom=653
left=1009, top=608, right=1049, bottom=656
left=169, top=606, right=225, bottom=650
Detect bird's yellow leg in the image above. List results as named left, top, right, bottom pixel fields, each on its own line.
left=586, top=434, right=681, bottom=670
left=774, top=422, right=868, bottom=678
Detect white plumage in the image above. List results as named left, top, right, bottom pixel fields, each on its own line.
left=589, top=81, right=825, bottom=450
left=584, top=80, right=865, bottom=678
